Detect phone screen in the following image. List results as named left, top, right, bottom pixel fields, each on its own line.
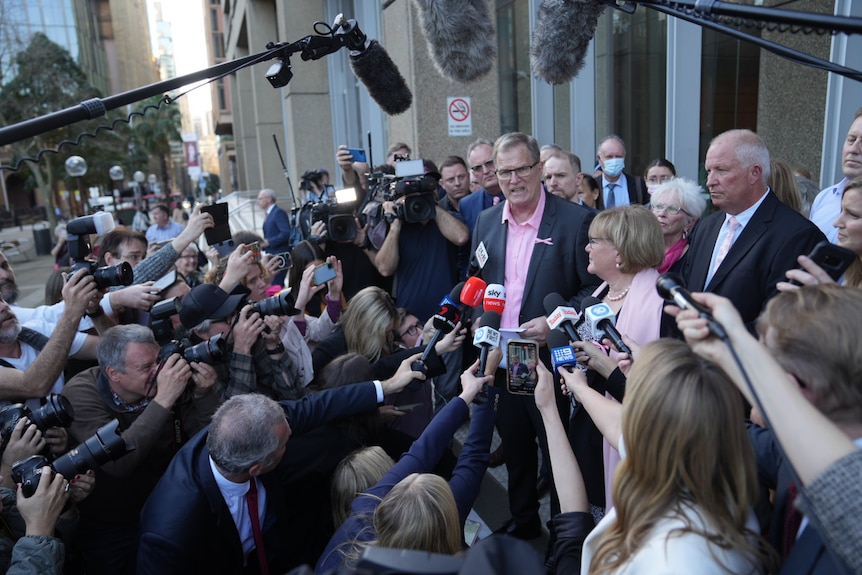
left=506, top=339, right=539, bottom=395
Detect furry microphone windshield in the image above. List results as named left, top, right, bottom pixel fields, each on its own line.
left=530, top=0, right=607, bottom=84
left=411, top=0, right=497, bottom=83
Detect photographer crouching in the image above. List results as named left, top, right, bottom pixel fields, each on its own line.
left=60, top=325, right=219, bottom=575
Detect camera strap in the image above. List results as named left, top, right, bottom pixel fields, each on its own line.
left=172, top=406, right=185, bottom=450
left=0, top=327, right=50, bottom=369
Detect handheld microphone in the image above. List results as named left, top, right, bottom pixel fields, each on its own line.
left=548, top=329, right=578, bottom=408
left=411, top=0, right=497, bottom=83
left=656, top=273, right=728, bottom=340
left=408, top=287, right=463, bottom=390
left=459, top=276, right=486, bottom=310
left=349, top=40, right=413, bottom=115
left=472, top=310, right=501, bottom=404
left=543, top=292, right=581, bottom=343
left=483, top=283, right=506, bottom=314
left=581, top=296, right=633, bottom=357
left=530, top=0, right=607, bottom=84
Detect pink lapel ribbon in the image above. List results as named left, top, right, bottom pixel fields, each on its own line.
left=535, top=237, right=554, bottom=245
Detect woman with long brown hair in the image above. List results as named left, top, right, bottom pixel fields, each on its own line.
left=558, top=339, right=777, bottom=574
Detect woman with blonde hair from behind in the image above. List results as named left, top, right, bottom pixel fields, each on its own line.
left=315, top=359, right=498, bottom=573
left=559, top=339, right=777, bottom=574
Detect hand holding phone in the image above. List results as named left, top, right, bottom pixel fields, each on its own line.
left=788, top=240, right=856, bottom=286
left=312, top=261, right=337, bottom=286
left=345, top=148, right=367, bottom=163
left=506, top=339, right=540, bottom=395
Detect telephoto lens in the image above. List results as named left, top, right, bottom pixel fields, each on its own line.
left=12, top=419, right=134, bottom=497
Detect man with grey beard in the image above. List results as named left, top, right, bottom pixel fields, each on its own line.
left=0, top=268, right=98, bottom=400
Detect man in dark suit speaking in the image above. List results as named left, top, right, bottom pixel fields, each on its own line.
left=470, top=132, right=597, bottom=540
left=683, top=129, right=824, bottom=329
left=257, top=188, right=292, bottom=286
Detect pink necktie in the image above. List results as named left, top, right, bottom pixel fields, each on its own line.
left=711, top=216, right=739, bottom=276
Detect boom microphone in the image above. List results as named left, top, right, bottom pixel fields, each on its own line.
left=411, top=0, right=497, bottom=83
left=530, top=0, right=607, bottom=85
left=581, top=296, right=633, bottom=357
left=543, top=292, right=581, bottom=343
left=349, top=40, right=413, bottom=115
left=656, top=273, right=728, bottom=340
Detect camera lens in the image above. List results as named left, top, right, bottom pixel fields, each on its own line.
left=403, top=194, right=436, bottom=223
left=183, top=333, right=226, bottom=365
left=328, top=215, right=356, bottom=242
left=28, top=394, right=75, bottom=431
left=92, top=262, right=134, bottom=290
left=51, top=419, right=132, bottom=482
left=251, top=291, right=297, bottom=317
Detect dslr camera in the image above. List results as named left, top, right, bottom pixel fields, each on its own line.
left=247, top=290, right=299, bottom=318
left=150, top=296, right=228, bottom=365
left=0, top=394, right=75, bottom=446
left=66, top=212, right=134, bottom=290
left=11, top=419, right=134, bottom=497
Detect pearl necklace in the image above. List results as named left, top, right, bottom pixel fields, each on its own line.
left=606, top=285, right=631, bottom=302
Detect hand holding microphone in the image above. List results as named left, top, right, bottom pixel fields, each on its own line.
left=544, top=292, right=581, bottom=343
left=581, top=296, right=633, bottom=357
left=656, top=273, right=728, bottom=340
left=548, top=329, right=579, bottom=408
left=409, top=283, right=464, bottom=390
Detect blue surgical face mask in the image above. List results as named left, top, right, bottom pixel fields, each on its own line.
left=603, top=158, right=625, bottom=178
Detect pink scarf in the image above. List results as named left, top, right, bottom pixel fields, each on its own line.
left=593, top=268, right=665, bottom=512
left=657, top=237, right=688, bottom=274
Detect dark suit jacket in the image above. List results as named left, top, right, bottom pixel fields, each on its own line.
left=460, top=187, right=503, bottom=233
left=136, top=382, right=381, bottom=575
left=263, top=204, right=292, bottom=253
left=682, top=192, right=825, bottom=328
left=601, top=172, right=646, bottom=206
left=748, top=423, right=841, bottom=575
left=470, top=191, right=597, bottom=318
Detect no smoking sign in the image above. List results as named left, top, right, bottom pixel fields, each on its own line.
left=447, top=97, right=472, bottom=136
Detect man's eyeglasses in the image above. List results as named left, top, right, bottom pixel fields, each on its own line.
left=650, top=203, right=691, bottom=216
left=398, top=322, right=423, bottom=340
left=469, top=160, right=495, bottom=173
left=497, top=162, right=540, bottom=181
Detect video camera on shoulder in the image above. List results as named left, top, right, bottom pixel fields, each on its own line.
left=298, top=187, right=360, bottom=243
left=384, top=158, right=438, bottom=224
left=66, top=213, right=133, bottom=290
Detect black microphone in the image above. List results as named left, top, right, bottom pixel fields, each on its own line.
left=349, top=40, right=413, bottom=115
left=472, top=311, right=501, bottom=404
left=547, top=329, right=578, bottom=408
left=412, top=0, right=497, bottom=83
left=581, top=296, right=633, bottom=357
left=530, top=0, right=607, bottom=84
left=407, top=284, right=465, bottom=390
left=543, top=292, right=581, bottom=343
left=656, top=273, right=728, bottom=340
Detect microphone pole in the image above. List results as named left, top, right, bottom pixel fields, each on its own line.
left=272, top=134, right=298, bottom=210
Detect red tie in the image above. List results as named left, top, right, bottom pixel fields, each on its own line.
left=247, top=479, right=270, bottom=575
left=782, top=481, right=803, bottom=560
